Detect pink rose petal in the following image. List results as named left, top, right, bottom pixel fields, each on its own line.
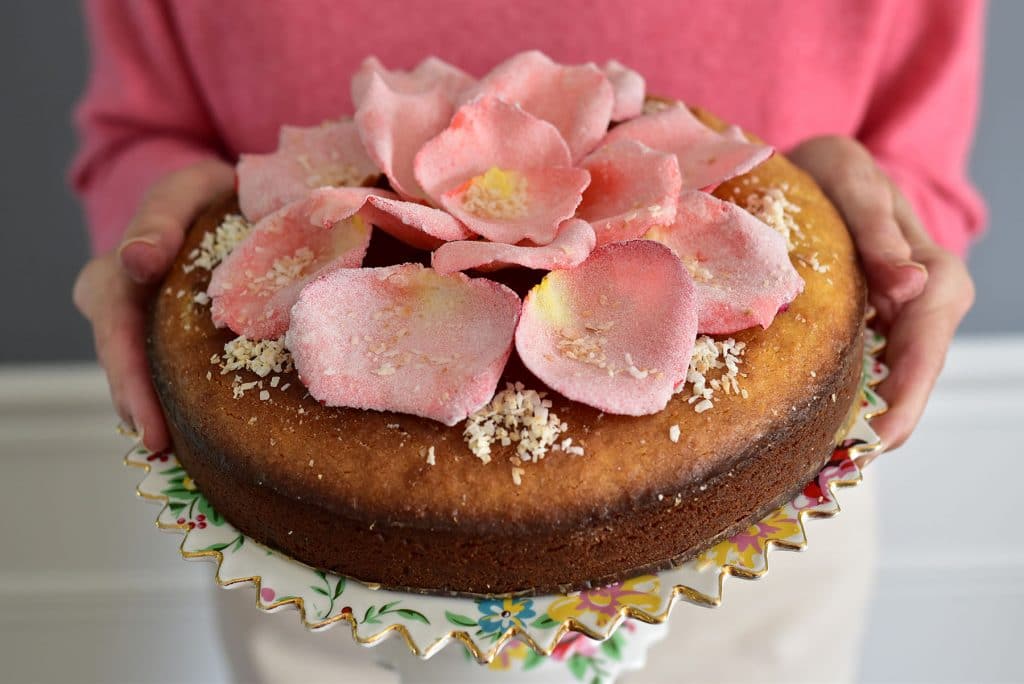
left=646, top=190, right=804, bottom=334
left=362, top=195, right=473, bottom=251
left=603, top=104, right=773, bottom=191
left=237, top=120, right=379, bottom=222
left=286, top=264, right=521, bottom=425
left=576, top=139, right=682, bottom=246
left=515, top=240, right=698, bottom=415
left=355, top=72, right=454, bottom=201
left=463, top=50, right=614, bottom=161
left=208, top=187, right=377, bottom=339
left=603, top=60, right=645, bottom=122
left=431, top=218, right=596, bottom=274
left=352, top=56, right=475, bottom=108
left=415, top=96, right=589, bottom=245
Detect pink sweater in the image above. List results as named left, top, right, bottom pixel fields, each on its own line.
left=71, top=0, right=986, bottom=256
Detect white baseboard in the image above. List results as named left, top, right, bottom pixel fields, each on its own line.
left=2, top=337, right=1023, bottom=683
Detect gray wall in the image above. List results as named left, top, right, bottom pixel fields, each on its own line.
left=1, top=2, right=1021, bottom=364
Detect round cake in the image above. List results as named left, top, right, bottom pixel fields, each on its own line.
left=147, top=54, right=865, bottom=596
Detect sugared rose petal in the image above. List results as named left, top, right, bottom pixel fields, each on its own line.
left=355, top=72, right=453, bottom=201
left=362, top=195, right=473, bottom=251
left=515, top=240, right=698, bottom=415
left=415, top=96, right=590, bottom=245
left=208, top=187, right=377, bottom=339
left=286, top=264, right=521, bottom=425
left=603, top=104, right=773, bottom=191
left=646, top=190, right=803, bottom=334
left=576, top=140, right=681, bottom=246
left=463, top=50, right=613, bottom=161
left=603, top=60, right=645, bottom=122
left=237, top=120, right=379, bottom=222
left=351, top=56, right=475, bottom=108
left=432, top=218, right=596, bottom=274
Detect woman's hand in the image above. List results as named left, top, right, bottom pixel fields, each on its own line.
left=73, top=159, right=234, bottom=451
left=788, top=136, right=975, bottom=455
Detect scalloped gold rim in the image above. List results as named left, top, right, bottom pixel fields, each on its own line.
left=123, top=329, right=886, bottom=664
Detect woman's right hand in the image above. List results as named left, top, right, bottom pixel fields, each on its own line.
left=73, top=159, right=234, bottom=451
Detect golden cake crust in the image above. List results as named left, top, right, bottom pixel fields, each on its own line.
left=148, top=108, right=866, bottom=595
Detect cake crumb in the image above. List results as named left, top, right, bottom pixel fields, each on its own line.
left=810, top=371, right=817, bottom=378
left=668, top=424, right=681, bottom=443
left=317, top=473, right=323, bottom=480
left=421, top=445, right=436, bottom=466
left=248, top=416, right=257, bottom=425
left=511, top=466, right=525, bottom=486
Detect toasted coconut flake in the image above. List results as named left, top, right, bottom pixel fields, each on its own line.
left=185, top=214, right=252, bottom=273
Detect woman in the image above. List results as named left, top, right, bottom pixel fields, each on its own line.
left=71, top=1, right=983, bottom=680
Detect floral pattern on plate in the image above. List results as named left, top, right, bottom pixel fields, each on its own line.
left=123, top=328, right=886, bottom=676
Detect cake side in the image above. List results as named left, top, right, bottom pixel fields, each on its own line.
left=160, top=326, right=861, bottom=595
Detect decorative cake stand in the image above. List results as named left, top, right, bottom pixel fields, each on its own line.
left=124, top=327, right=887, bottom=683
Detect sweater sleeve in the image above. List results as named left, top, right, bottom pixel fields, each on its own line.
left=70, top=0, right=227, bottom=254
left=858, top=0, right=988, bottom=258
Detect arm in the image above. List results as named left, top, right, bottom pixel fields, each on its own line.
left=71, top=0, right=228, bottom=254
left=72, top=0, right=233, bottom=450
left=789, top=0, right=986, bottom=453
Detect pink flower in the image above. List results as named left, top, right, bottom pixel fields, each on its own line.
left=217, top=51, right=800, bottom=426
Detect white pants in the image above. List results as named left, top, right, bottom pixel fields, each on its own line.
left=213, top=484, right=878, bottom=684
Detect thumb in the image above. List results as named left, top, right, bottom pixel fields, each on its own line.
left=119, top=158, right=234, bottom=284
left=788, top=136, right=928, bottom=306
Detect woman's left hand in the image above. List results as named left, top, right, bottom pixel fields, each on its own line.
left=788, top=136, right=975, bottom=457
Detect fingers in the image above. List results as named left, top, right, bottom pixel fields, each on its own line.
left=96, top=301, right=171, bottom=451
left=119, top=159, right=234, bottom=284
left=870, top=248, right=974, bottom=450
left=789, top=136, right=928, bottom=306
left=73, top=254, right=171, bottom=451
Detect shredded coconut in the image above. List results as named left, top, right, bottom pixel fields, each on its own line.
left=681, top=255, right=714, bottom=283
left=184, top=213, right=252, bottom=272
left=677, top=336, right=747, bottom=412
left=249, top=247, right=317, bottom=295
left=795, top=251, right=830, bottom=274
left=295, top=152, right=364, bottom=189
left=462, top=382, right=573, bottom=468
left=216, top=336, right=294, bottom=381
left=744, top=187, right=802, bottom=251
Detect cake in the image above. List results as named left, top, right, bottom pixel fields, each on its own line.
left=148, top=52, right=866, bottom=596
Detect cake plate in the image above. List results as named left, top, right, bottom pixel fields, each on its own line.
left=123, top=326, right=887, bottom=683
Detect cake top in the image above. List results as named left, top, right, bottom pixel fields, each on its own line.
left=204, top=51, right=803, bottom=436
